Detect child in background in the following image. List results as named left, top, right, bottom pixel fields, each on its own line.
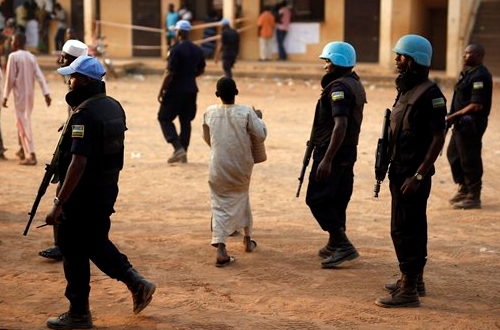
left=202, top=77, right=267, bottom=267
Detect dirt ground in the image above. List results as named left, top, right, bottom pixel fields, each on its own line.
left=0, top=68, right=499, bottom=330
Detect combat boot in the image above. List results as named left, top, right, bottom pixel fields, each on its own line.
left=375, top=274, right=420, bottom=308
left=384, top=272, right=426, bottom=296
left=46, top=302, right=93, bottom=329
left=121, top=268, right=156, bottom=314
left=449, top=184, right=468, bottom=204
left=318, top=232, right=336, bottom=258
left=321, top=227, right=359, bottom=268
left=453, top=185, right=481, bottom=209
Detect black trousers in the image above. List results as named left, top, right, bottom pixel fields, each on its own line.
left=306, top=151, right=354, bottom=232
left=389, top=173, right=431, bottom=275
left=276, top=29, right=288, bottom=60
left=446, top=116, right=487, bottom=189
left=222, top=57, right=236, bottom=78
left=158, top=92, right=197, bottom=151
left=57, top=206, right=131, bottom=312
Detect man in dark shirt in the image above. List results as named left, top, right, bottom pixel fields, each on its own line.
left=214, top=19, right=239, bottom=78
left=305, top=41, right=366, bottom=269
left=39, top=38, right=89, bottom=262
left=45, top=56, right=156, bottom=329
left=375, top=34, right=446, bottom=308
left=446, top=44, right=493, bottom=209
left=157, top=19, right=206, bottom=164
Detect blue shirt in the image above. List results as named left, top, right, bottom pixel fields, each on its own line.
left=166, top=12, right=179, bottom=37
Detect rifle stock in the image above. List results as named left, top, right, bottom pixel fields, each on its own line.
left=23, top=114, right=72, bottom=236
left=374, top=108, right=391, bottom=198
left=296, top=141, right=314, bottom=198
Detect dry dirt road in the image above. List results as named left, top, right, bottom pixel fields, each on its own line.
left=0, top=70, right=499, bottom=330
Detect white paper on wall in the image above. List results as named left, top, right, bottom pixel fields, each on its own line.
left=272, top=22, right=320, bottom=54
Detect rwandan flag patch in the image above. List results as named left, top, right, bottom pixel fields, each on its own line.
left=331, top=91, right=344, bottom=101
left=72, top=125, right=85, bottom=138
left=473, top=81, right=484, bottom=90
left=432, top=97, right=445, bottom=108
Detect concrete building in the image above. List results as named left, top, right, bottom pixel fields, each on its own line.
left=58, top=0, right=499, bottom=77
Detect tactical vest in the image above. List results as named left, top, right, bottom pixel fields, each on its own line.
left=60, top=96, right=126, bottom=187
left=390, top=80, right=434, bottom=164
left=337, top=76, right=366, bottom=146
left=85, top=96, right=126, bottom=186
left=315, top=75, right=366, bottom=147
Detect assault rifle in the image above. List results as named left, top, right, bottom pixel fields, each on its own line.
left=374, top=108, right=391, bottom=198
left=296, top=140, right=314, bottom=198
left=23, top=115, right=72, bottom=236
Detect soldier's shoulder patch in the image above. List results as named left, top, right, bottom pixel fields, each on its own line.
left=331, top=91, right=344, bottom=101
left=72, top=125, right=84, bottom=138
left=432, top=97, right=445, bottom=108
left=473, top=81, right=484, bottom=90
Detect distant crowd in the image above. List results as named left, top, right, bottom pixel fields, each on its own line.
left=0, top=0, right=69, bottom=68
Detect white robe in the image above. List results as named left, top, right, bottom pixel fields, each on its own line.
left=203, top=104, right=267, bottom=245
left=3, top=50, right=50, bottom=154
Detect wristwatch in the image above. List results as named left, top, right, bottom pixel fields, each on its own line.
left=413, top=172, right=424, bottom=181
left=53, top=197, right=63, bottom=206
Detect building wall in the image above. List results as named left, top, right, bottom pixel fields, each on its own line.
left=313, top=0, right=344, bottom=61
left=239, top=0, right=345, bottom=61
left=77, top=0, right=481, bottom=77
left=447, top=0, right=478, bottom=77
left=379, top=0, right=393, bottom=70
left=239, top=0, right=260, bottom=61
left=409, top=0, right=429, bottom=36
left=48, top=0, right=72, bottom=52
left=100, top=0, right=133, bottom=57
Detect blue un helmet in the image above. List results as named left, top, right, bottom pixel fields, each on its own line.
left=319, top=41, right=356, bottom=67
left=393, top=34, right=432, bottom=67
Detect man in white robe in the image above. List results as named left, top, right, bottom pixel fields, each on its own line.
left=203, top=77, right=267, bottom=267
left=3, top=32, right=51, bottom=165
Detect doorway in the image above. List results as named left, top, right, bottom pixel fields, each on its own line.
left=132, top=0, right=161, bottom=56
left=344, top=0, right=380, bottom=63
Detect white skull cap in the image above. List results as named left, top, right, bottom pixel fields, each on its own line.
left=62, top=39, right=89, bottom=57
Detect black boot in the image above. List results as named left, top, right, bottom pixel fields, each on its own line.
left=375, top=274, right=420, bottom=308
left=318, top=232, right=336, bottom=258
left=449, top=184, right=468, bottom=204
left=384, top=272, right=426, bottom=296
left=321, top=227, right=359, bottom=268
left=46, top=303, right=93, bottom=329
left=453, top=183, right=481, bottom=209
left=121, top=268, right=156, bottom=314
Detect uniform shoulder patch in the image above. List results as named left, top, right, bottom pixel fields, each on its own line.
left=432, top=97, right=445, bottom=108
left=473, top=81, right=484, bottom=90
left=331, top=91, right=345, bottom=101
left=72, top=125, right=84, bottom=138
